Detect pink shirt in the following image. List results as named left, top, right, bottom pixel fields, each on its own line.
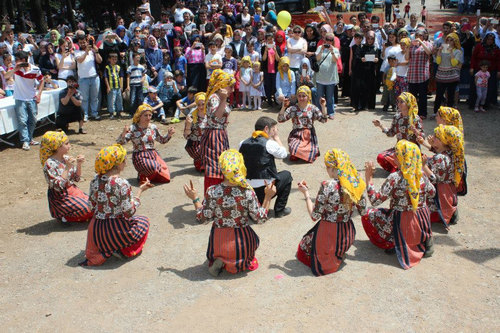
left=267, top=48, right=276, bottom=74
left=475, top=70, right=490, bottom=88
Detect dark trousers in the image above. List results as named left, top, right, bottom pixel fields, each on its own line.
left=360, top=73, right=377, bottom=109
left=409, top=81, right=429, bottom=117
left=434, top=81, right=458, bottom=113
left=263, top=72, right=277, bottom=104
left=341, top=70, right=351, bottom=97
left=254, top=170, right=292, bottom=213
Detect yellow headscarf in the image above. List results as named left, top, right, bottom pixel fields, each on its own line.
left=218, top=149, right=252, bottom=189
left=241, top=56, right=252, bottom=67
left=446, top=32, right=461, bottom=50
left=399, top=37, right=411, bottom=48
left=39, top=131, right=68, bottom=166
left=95, top=144, right=127, bottom=175
left=205, top=69, right=236, bottom=113
left=395, top=140, right=422, bottom=211
left=191, top=92, right=206, bottom=123
left=434, top=125, right=465, bottom=186
left=398, top=92, right=418, bottom=136
left=297, top=85, right=312, bottom=102
left=324, top=149, right=366, bottom=204
left=438, top=106, right=463, bottom=134
left=132, top=104, right=153, bottom=124
left=278, top=56, right=292, bottom=82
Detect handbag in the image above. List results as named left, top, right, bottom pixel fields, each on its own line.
left=312, top=53, right=328, bottom=72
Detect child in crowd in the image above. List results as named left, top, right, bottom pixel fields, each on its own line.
left=174, top=46, right=187, bottom=76
left=239, top=56, right=252, bottom=109
left=173, top=86, right=197, bottom=123
left=297, top=58, right=316, bottom=105
left=222, top=45, right=239, bottom=107
left=205, top=41, right=223, bottom=86
left=245, top=41, right=260, bottom=62
left=174, top=69, right=187, bottom=96
left=157, top=71, right=179, bottom=116
left=474, top=60, right=490, bottom=113
left=160, top=52, right=172, bottom=73
left=144, top=86, right=167, bottom=123
left=127, top=52, right=147, bottom=115
left=104, top=53, right=124, bottom=119
left=0, top=53, right=14, bottom=96
left=250, top=61, right=264, bottom=110
left=382, top=55, right=397, bottom=112
left=42, top=70, right=59, bottom=90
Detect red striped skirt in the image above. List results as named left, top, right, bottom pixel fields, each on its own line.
left=430, top=182, right=457, bottom=228
left=47, top=186, right=93, bottom=222
left=200, top=128, right=229, bottom=179
left=362, top=207, right=431, bottom=270
left=185, top=139, right=204, bottom=172
left=377, top=148, right=398, bottom=173
left=288, top=127, right=320, bottom=163
left=132, top=149, right=170, bottom=183
left=296, top=220, right=356, bottom=276
left=206, top=225, right=260, bottom=274
left=83, top=215, right=150, bottom=266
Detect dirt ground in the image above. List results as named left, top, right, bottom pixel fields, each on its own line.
left=0, top=89, right=499, bottom=331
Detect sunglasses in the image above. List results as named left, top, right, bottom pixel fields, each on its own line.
left=293, top=30, right=301, bottom=34
left=326, top=38, right=334, bottom=42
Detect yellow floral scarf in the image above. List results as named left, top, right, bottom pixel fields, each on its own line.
left=278, top=56, right=292, bottom=82
left=324, top=149, right=366, bottom=204
left=398, top=92, right=418, bottom=136
left=39, top=131, right=68, bottom=166
left=205, top=69, right=236, bottom=113
left=438, top=106, right=463, bottom=134
left=95, top=144, right=127, bottom=175
left=191, top=92, right=206, bottom=123
left=395, top=140, right=422, bottom=211
left=218, top=149, right=252, bottom=189
left=132, top=104, right=153, bottom=124
left=434, top=125, right=465, bottom=186
left=297, top=85, right=312, bottom=102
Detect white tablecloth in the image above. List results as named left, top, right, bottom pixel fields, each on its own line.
left=0, top=80, right=67, bottom=135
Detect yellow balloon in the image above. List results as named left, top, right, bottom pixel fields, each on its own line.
left=277, top=10, right=292, bottom=31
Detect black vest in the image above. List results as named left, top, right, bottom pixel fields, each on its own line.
left=239, top=136, right=278, bottom=180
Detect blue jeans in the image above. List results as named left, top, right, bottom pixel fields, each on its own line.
left=130, top=85, right=144, bottom=113
left=78, top=75, right=100, bottom=118
left=107, top=88, right=123, bottom=115
left=316, top=83, right=336, bottom=115
left=15, top=99, right=37, bottom=143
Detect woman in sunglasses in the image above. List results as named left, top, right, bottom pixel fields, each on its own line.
left=287, top=26, right=307, bottom=78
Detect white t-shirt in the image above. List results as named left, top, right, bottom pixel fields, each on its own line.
left=55, top=53, right=76, bottom=80
left=23, top=44, right=37, bottom=64
left=13, top=65, right=43, bottom=101
left=287, top=38, right=306, bottom=68
left=75, top=50, right=98, bottom=78
left=205, top=53, right=222, bottom=79
left=395, top=51, right=408, bottom=77
left=381, top=45, right=401, bottom=73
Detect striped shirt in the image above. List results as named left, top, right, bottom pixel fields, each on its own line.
left=13, top=65, right=43, bottom=101
left=104, top=64, right=123, bottom=89
left=127, top=64, right=146, bottom=86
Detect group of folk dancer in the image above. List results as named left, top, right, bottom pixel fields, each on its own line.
left=39, top=69, right=466, bottom=276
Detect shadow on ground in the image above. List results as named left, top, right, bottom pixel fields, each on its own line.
left=17, top=219, right=89, bottom=236
left=157, top=261, right=249, bottom=281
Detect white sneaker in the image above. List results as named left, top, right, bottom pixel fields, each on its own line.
left=84, top=115, right=89, bottom=122
left=22, top=142, right=30, bottom=150
left=30, top=140, right=40, bottom=145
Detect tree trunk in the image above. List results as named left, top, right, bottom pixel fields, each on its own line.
left=44, top=0, right=54, bottom=29
left=30, top=0, right=47, bottom=32
left=17, top=0, right=27, bottom=32
left=66, top=0, right=76, bottom=30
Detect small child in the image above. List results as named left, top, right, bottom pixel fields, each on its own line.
left=174, top=69, right=186, bottom=96
left=173, top=86, right=197, bottom=123
left=127, top=52, right=147, bottom=114
left=160, top=52, right=172, bottom=73
left=157, top=71, right=179, bottom=116
left=144, top=86, right=167, bottom=123
left=0, top=53, right=15, bottom=96
left=104, top=53, right=124, bottom=119
left=245, top=41, right=260, bottom=62
left=205, top=41, right=223, bottom=86
left=474, top=60, right=490, bottom=113
left=42, top=71, right=59, bottom=90
left=421, top=6, right=427, bottom=24
left=404, top=2, right=411, bottom=19
left=174, top=47, right=187, bottom=76
left=249, top=61, right=264, bottom=110
left=382, top=55, right=397, bottom=112
left=239, top=56, right=252, bottom=109
left=222, top=45, right=239, bottom=106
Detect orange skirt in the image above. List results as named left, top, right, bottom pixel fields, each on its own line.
left=288, top=128, right=320, bottom=163
left=132, top=150, right=170, bottom=183
left=206, top=225, right=260, bottom=274
left=430, top=182, right=457, bottom=227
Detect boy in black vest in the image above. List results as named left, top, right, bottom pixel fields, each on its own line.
left=239, top=116, right=292, bottom=218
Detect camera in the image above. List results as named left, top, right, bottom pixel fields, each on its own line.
left=324, top=44, right=331, bottom=48
left=68, top=82, right=79, bottom=89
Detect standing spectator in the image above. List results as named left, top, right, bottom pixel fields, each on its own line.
left=394, top=38, right=410, bottom=98
left=407, top=29, right=432, bottom=118
left=384, top=0, right=393, bottom=23
left=57, top=76, right=86, bottom=134
left=229, top=30, right=246, bottom=60
left=185, top=35, right=206, bottom=92
left=474, top=60, right=490, bottom=112
left=0, top=53, right=15, bottom=96
left=365, top=0, right=374, bottom=14
left=39, top=43, right=58, bottom=79
left=13, top=51, right=45, bottom=150
left=127, top=52, right=146, bottom=114
left=287, top=26, right=307, bottom=78
left=469, top=33, right=500, bottom=110
left=421, top=6, right=427, bottom=24
left=55, top=39, right=76, bottom=81
left=75, top=36, right=102, bottom=121
left=261, top=33, right=281, bottom=107
left=104, top=53, right=124, bottom=119
left=403, top=2, right=411, bottom=19
left=315, top=33, right=340, bottom=119
left=173, top=0, right=194, bottom=24
left=145, top=36, right=164, bottom=84
left=434, top=33, right=463, bottom=114
left=340, top=25, right=354, bottom=98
